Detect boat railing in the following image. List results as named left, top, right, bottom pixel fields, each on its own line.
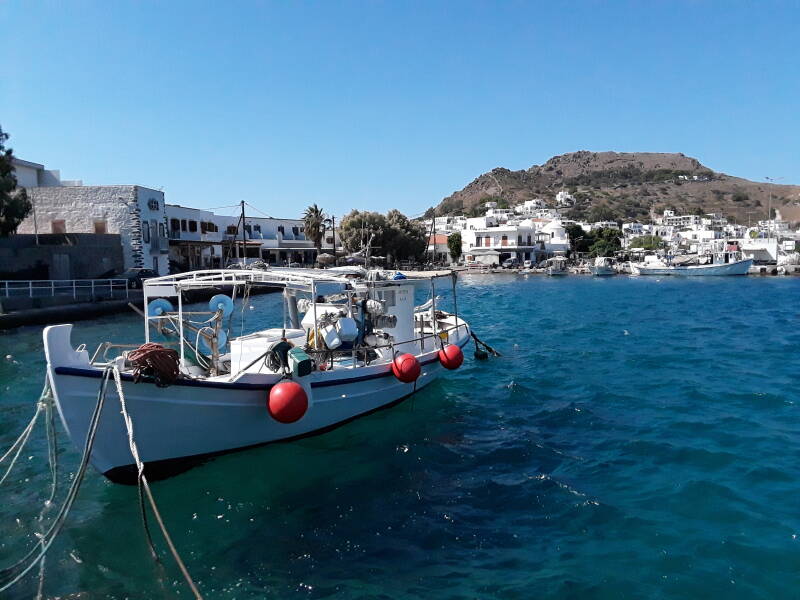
left=90, top=341, right=179, bottom=364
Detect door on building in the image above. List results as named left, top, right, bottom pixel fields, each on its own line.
left=153, top=257, right=159, bottom=275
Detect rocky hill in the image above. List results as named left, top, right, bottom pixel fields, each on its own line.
left=433, top=151, right=800, bottom=223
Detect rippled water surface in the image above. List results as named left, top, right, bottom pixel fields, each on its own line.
left=1, top=274, right=799, bottom=599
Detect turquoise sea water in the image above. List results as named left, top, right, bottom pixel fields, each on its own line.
left=1, top=274, right=799, bottom=599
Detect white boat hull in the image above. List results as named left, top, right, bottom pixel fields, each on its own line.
left=630, top=259, right=752, bottom=276
left=44, top=324, right=470, bottom=483
left=589, top=266, right=615, bottom=276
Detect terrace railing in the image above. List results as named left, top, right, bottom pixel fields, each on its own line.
left=0, top=279, right=130, bottom=299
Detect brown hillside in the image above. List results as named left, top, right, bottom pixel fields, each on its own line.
left=433, top=151, right=800, bottom=224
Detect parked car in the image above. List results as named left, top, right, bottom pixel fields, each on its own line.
left=119, top=268, right=158, bottom=289
left=502, top=257, right=519, bottom=269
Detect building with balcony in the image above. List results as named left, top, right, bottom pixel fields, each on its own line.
left=165, top=204, right=316, bottom=270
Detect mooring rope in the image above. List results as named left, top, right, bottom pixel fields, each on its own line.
left=110, top=366, right=204, bottom=600
left=0, top=367, right=110, bottom=593
left=0, top=390, right=45, bottom=485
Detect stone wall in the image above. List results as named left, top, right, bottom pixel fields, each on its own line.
left=16, top=185, right=169, bottom=273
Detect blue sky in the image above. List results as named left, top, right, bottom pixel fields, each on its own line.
left=2, top=1, right=798, bottom=219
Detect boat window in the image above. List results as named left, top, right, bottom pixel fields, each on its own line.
left=378, top=290, right=396, bottom=307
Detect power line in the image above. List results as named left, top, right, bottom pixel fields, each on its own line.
left=244, top=202, right=274, bottom=219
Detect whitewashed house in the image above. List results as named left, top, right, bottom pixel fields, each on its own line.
left=14, top=158, right=170, bottom=274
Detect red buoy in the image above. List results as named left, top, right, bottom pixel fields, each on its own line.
left=392, top=353, right=421, bottom=383
left=438, top=344, right=464, bottom=370
left=268, top=381, right=308, bottom=424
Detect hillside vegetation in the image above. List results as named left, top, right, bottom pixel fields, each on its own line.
left=432, top=151, right=800, bottom=223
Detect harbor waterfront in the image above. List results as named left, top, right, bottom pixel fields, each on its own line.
left=1, top=274, right=799, bottom=598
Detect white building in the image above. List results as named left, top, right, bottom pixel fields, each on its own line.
left=12, top=157, right=320, bottom=275
left=165, top=204, right=318, bottom=270
left=14, top=158, right=170, bottom=274
left=555, top=190, right=575, bottom=207
left=460, top=217, right=569, bottom=265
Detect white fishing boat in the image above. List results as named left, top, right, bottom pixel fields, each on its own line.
left=630, top=247, right=752, bottom=276
left=589, top=256, right=616, bottom=276
left=43, top=268, right=472, bottom=483
left=545, top=256, right=568, bottom=276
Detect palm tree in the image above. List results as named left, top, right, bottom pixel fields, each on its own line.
left=303, top=203, right=326, bottom=255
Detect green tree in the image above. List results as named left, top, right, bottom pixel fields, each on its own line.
left=302, top=203, right=326, bottom=252
left=588, top=228, right=622, bottom=257
left=447, top=231, right=462, bottom=262
left=339, top=210, right=387, bottom=254
left=339, top=209, right=426, bottom=263
left=565, top=223, right=591, bottom=253
left=385, top=209, right=426, bottom=261
left=0, top=126, right=32, bottom=237
left=629, top=235, right=663, bottom=250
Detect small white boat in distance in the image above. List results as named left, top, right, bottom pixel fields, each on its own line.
left=630, top=246, right=752, bottom=276
left=545, top=256, right=568, bottom=276
left=589, top=256, right=616, bottom=276
left=44, top=268, right=471, bottom=483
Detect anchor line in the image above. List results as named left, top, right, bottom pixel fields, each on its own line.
left=470, top=331, right=501, bottom=357
left=110, top=366, right=204, bottom=600
left=0, top=367, right=111, bottom=593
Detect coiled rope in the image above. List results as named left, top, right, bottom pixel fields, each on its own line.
left=127, top=343, right=181, bottom=387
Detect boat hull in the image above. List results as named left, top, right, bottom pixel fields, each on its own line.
left=589, top=266, right=615, bottom=276
left=630, top=259, right=753, bottom=276
left=44, top=324, right=469, bottom=483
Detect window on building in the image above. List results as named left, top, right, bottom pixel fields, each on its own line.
left=181, top=219, right=187, bottom=232
left=226, top=225, right=238, bottom=235
left=142, top=222, right=151, bottom=243
left=189, top=221, right=198, bottom=232
left=170, top=218, right=180, bottom=231
left=148, top=198, right=159, bottom=211
left=278, top=225, right=285, bottom=235
left=51, top=220, right=66, bottom=234
left=501, top=235, right=508, bottom=246
left=476, top=237, right=482, bottom=247
left=200, top=222, right=207, bottom=234
left=326, top=237, right=333, bottom=244
left=253, top=225, right=261, bottom=233
left=292, top=226, right=299, bottom=236
left=159, top=223, right=165, bottom=238
left=208, top=222, right=218, bottom=232
left=244, top=225, right=252, bottom=235
left=517, top=235, right=522, bottom=245
left=94, top=220, right=107, bottom=234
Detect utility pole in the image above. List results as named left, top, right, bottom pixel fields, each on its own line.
left=240, top=200, right=246, bottom=262
left=331, top=216, right=337, bottom=267
left=427, top=210, right=436, bottom=266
